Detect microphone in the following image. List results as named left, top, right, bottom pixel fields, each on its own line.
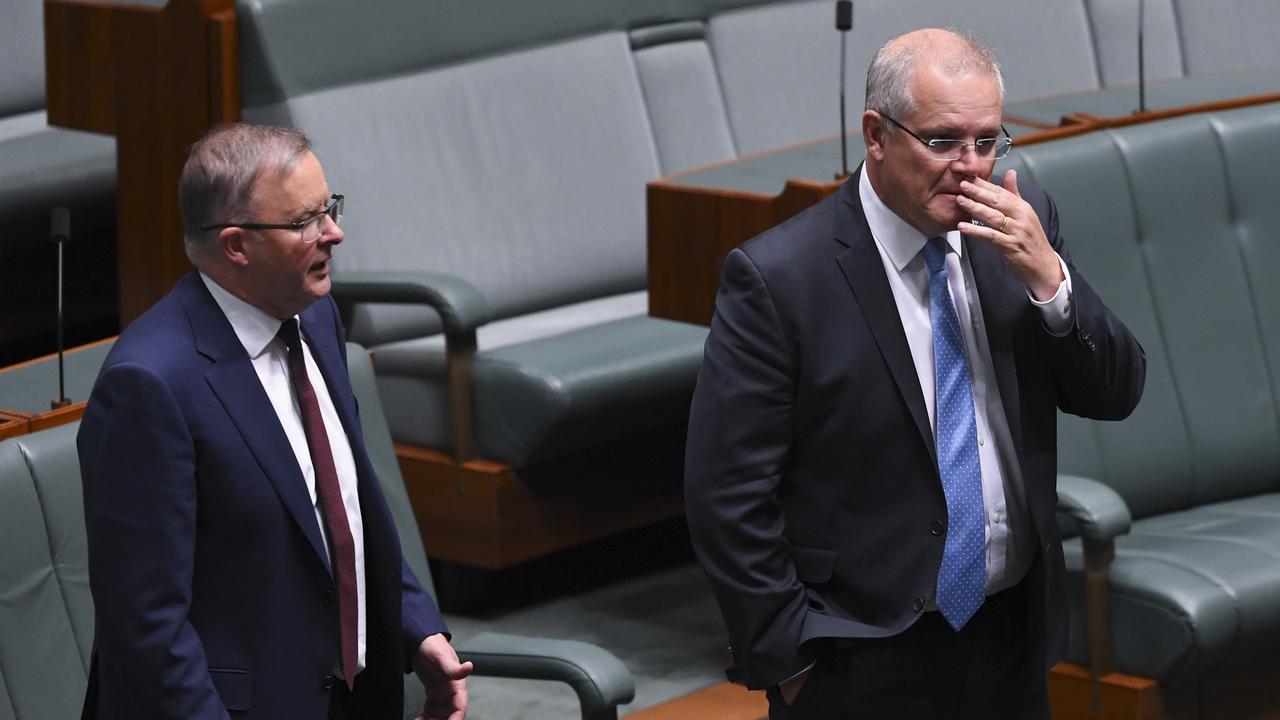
left=1136, top=0, right=1147, bottom=114
left=50, top=208, right=72, bottom=410
left=835, top=0, right=853, bottom=180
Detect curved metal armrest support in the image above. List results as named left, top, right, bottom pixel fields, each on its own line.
left=1056, top=474, right=1133, bottom=694
left=330, top=270, right=490, bottom=336
left=330, top=271, right=491, bottom=462
left=456, top=632, right=635, bottom=720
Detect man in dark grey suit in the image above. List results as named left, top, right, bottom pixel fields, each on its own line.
left=685, top=28, right=1145, bottom=718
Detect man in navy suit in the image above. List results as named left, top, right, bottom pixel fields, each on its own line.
left=685, top=29, right=1145, bottom=718
left=79, top=123, right=471, bottom=719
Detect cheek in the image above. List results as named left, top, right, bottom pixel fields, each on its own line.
left=294, top=248, right=318, bottom=271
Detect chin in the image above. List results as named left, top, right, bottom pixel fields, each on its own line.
left=308, top=277, right=332, bottom=298
left=929, top=206, right=966, bottom=233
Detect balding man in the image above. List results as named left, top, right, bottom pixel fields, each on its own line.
left=79, top=123, right=471, bottom=719
left=685, top=29, right=1145, bottom=718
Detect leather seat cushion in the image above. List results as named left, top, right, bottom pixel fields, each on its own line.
left=371, top=292, right=708, bottom=467
left=1063, top=494, right=1280, bottom=682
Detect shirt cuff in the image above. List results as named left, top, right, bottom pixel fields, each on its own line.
left=778, top=660, right=817, bottom=687
left=1028, top=253, right=1074, bottom=337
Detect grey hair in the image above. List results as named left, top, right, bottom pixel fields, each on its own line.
left=179, top=122, right=313, bottom=249
left=865, top=29, right=1005, bottom=131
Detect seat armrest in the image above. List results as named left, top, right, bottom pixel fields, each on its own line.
left=330, top=270, right=491, bottom=336
left=456, top=632, right=635, bottom=720
left=1056, top=473, right=1131, bottom=542
left=331, top=270, right=490, bottom=461
left=1057, top=473, right=1130, bottom=686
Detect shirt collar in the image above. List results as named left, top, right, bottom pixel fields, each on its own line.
left=199, top=272, right=297, bottom=360
left=858, top=168, right=963, bottom=271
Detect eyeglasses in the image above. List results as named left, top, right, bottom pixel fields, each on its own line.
left=202, top=193, right=344, bottom=243
left=878, top=113, right=1012, bottom=161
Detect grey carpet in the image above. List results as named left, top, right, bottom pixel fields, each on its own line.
left=440, top=520, right=730, bottom=718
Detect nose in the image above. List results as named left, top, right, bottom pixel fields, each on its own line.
left=319, top=213, right=344, bottom=244
left=949, top=143, right=987, bottom=175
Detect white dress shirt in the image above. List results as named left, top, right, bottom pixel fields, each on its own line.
left=201, top=273, right=368, bottom=672
left=857, top=171, right=1074, bottom=599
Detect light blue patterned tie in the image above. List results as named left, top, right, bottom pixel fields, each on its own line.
left=921, top=237, right=986, bottom=630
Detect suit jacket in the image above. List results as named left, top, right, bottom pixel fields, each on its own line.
left=684, top=170, right=1145, bottom=690
left=78, top=271, right=446, bottom=719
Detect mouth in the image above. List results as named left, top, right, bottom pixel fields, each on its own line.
left=310, top=259, right=329, bottom=274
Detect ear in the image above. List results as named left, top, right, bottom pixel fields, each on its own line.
left=218, top=227, right=252, bottom=268
left=863, top=110, right=887, bottom=162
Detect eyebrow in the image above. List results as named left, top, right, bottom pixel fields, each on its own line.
left=926, top=125, right=1002, bottom=139
left=290, top=199, right=326, bottom=222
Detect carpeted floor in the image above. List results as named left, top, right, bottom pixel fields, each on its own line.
left=441, top=518, right=739, bottom=719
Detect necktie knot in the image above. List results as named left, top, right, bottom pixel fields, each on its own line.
left=921, top=236, right=948, bottom=275
left=277, top=318, right=302, bottom=353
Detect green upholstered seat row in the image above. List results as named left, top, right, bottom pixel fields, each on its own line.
left=231, top=0, right=1280, bottom=470
left=999, top=103, right=1280, bottom=684
left=0, top=346, right=635, bottom=720
left=0, top=423, right=93, bottom=720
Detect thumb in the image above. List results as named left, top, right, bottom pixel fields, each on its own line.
left=1002, top=168, right=1021, bottom=197
left=448, top=660, right=475, bottom=680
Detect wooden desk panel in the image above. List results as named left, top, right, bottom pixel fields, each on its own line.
left=647, top=178, right=842, bottom=326
left=45, top=0, right=240, bottom=325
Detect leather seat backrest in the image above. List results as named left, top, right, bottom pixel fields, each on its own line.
left=1003, top=105, right=1280, bottom=518
left=0, top=422, right=92, bottom=718
left=0, top=0, right=46, bottom=120
left=709, top=0, right=1104, bottom=155
left=1114, top=110, right=1280, bottom=506
left=1005, top=131, right=1195, bottom=519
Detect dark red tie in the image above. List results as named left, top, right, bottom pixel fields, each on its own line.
left=278, top=319, right=358, bottom=690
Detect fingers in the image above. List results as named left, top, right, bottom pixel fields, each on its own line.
left=958, top=174, right=1027, bottom=234
left=955, top=192, right=1011, bottom=234
left=960, top=176, right=1012, bottom=211
left=1001, top=168, right=1021, bottom=196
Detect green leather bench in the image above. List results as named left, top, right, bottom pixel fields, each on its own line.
left=999, top=102, right=1280, bottom=714
left=0, top=343, right=635, bottom=720
left=223, top=0, right=1280, bottom=583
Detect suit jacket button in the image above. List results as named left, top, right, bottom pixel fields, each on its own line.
left=1078, top=328, right=1096, bottom=351
left=930, top=521, right=944, bottom=536
left=913, top=597, right=926, bottom=613
left=323, top=590, right=336, bottom=606
left=322, top=674, right=337, bottom=690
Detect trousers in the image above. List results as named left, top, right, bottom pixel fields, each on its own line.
left=768, top=580, right=1050, bottom=720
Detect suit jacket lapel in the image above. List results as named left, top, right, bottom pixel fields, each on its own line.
left=179, top=273, right=333, bottom=574
left=964, top=235, right=1025, bottom=464
left=832, top=173, right=936, bottom=461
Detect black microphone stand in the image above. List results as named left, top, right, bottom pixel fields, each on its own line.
left=51, top=208, right=72, bottom=410
left=1136, top=0, right=1147, bottom=114
left=835, top=0, right=853, bottom=180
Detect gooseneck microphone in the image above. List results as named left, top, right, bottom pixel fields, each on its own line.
left=836, top=0, right=853, bottom=179
left=51, top=208, right=72, bottom=410
left=1137, top=0, right=1147, bottom=114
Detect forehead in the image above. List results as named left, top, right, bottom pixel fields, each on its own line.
left=905, top=63, right=1002, bottom=132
